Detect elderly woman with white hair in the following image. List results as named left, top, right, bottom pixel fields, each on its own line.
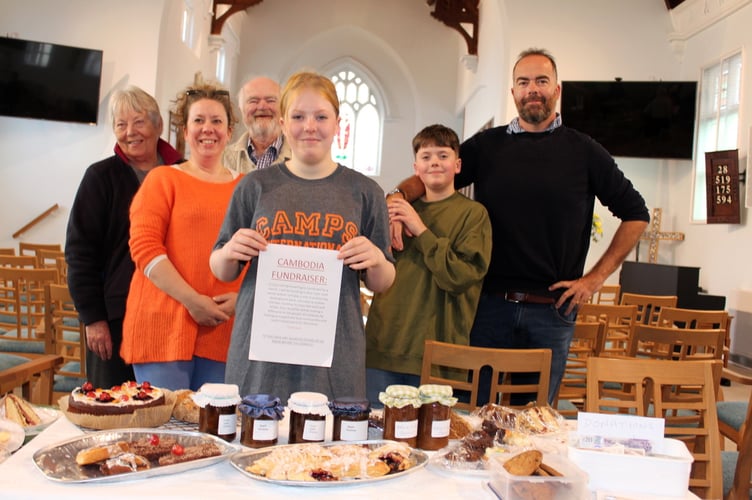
left=66, top=85, right=183, bottom=389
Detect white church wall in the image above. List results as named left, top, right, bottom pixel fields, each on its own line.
left=0, top=0, right=165, bottom=249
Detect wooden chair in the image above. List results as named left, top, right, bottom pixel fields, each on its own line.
left=0, top=352, right=63, bottom=405
left=589, top=283, right=621, bottom=305
left=18, top=242, right=62, bottom=258
left=35, top=248, right=67, bottom=284
left=718, top=367, right=752, bottom=452
left=722, top=369, right=752, bottom=499
left=0, top=255, right=37, bottom=268
left=0, top=266, right=59, bottom=354
left=44, top=283, right=86, bottom=401
left=620, top=292, right=677, bottom=325
left=0, top=248, right=16, bottom=255
left=627, top=324, right=726, bottom=362
left=578, top=303, right=637, bottom=357
left=0, top=256, right=39, bottom=333
left=555, top=320, right=605, bottom=418
left=420, top=340, right=551, bottom=412
left=586, top=357, right=723, bottom=499
left=658, top=306, right=732, bottom=368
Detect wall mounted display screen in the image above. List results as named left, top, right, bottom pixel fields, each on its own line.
left=560, top=81, right=698, bottom=160
left=0, top=37, right=103, bottom=125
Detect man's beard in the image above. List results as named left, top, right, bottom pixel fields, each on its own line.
left=248, top=117, right=280, bottom=138
left=517, top=96, right=554, bottom=125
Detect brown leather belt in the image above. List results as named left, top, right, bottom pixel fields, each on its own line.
left=501, top=291, right=556, bottom=305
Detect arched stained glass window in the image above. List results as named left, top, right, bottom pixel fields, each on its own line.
left=330, top=69, right=382, bottom=176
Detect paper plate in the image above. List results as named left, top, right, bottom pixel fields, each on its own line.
left=0, top=418, right=25, bottom=455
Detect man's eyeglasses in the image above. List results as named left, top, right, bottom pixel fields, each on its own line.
left=185, top=89, right=230, bottom=99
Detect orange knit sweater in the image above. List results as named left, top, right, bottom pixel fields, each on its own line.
left=121, top=166, right=243, bottom=364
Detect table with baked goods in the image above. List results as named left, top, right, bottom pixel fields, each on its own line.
left=2, top=408, right=706, bottom=500
left=2, top=411, right=494, bottom=500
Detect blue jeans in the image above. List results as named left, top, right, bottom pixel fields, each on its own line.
left=133, top=356, right=226, bottom=391
left=366, top=368, right=421, bottom=408
left=470, top=294, right=576, bottom=406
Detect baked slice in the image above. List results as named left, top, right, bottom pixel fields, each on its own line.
left=157, top=443, right=221, bottom=466
left=76, top=441, right=130, bottom=465
left=3, top=394, right=42, bottom=427
left=100, top=453, right=150, bottom=475
left=128, top=436, right=178, bottom=461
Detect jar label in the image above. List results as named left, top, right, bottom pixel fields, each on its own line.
left=431, top=419, right=450, bottom=438
left=394, top=419, right=418, bottom=439
left=339, top=420, right=369, bottom=441
left=218, top=413, right=237, bottom=435
left=303, top=419, right=326, bottom=441
left=253, top=419, right=279, bottom=440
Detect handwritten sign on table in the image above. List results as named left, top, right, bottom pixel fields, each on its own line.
left=249, top=243, right=343, bottom=367
left=577, top=411, right=664, bottom=442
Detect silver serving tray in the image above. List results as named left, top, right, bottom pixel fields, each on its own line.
left=230, top=439, right=428, bottom=487
left=32, top=428, right=237, bottom=483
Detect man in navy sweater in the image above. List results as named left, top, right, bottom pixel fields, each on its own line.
left=388, top=48, right=649, bottom=406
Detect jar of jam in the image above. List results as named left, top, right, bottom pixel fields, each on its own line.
left=287, top=391, right=329, bottom=444
left=417, top=384, right=457, bottom=450
left=379, top=385, right=421, bottom=447
left=238, top=394, right=285, bottom=448
left=193, top=383, right=241, bottom=442
left=329, top=397, right=371, bottom=442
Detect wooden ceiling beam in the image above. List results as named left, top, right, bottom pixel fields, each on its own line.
left=211, top=0, right=264, bottom=35
left=427, top=0, right=479, bottom=55
left=210, top=0, right=480, bottom=57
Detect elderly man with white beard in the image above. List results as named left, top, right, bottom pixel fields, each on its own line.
left=224, top=76, right=291, bottom=173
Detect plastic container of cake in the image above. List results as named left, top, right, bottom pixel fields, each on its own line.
left=567, top=437, right=693, bottom=497
left=488, top=452, right=589, bottom=500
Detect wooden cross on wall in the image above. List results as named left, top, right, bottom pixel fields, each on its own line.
left=638, top=208, right=685, bottom=263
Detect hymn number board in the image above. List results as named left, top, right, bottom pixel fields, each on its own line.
left=705, top=149, right=741, bottom=224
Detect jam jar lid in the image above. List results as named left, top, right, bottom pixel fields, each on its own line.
left=191, top=383, right=241, bottom=408
left=287, top=391, right=329, bottom=416
left=328, top=397, right=371, bottom=416
left=378, top=384, right=422, bottom=409
left=418, top=384, right=458, bottom=406
left=238, top=394, right=285, bottom=420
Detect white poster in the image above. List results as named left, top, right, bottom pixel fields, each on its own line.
left=249, top=244, right=343, bottom=367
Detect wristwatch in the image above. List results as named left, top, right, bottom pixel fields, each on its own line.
left=387, top=188, right=405, bottom=199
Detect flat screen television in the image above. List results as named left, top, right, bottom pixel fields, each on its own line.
left=560, top=80, right=698, bottom=160
left=0, top=37, right=103, bottom=125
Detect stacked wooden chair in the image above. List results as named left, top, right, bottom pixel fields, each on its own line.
left=0, top=242, right=86, bottom=404
left=44, top=283, right=86, bottom=401
left=0, top=242, right=68, bottom=352
left=627, top=324, right=726, bottom=362
left=578, top=303, right=637, bottom=357
left=0, top=266, right=59, bottom=354
left=657, top=306, right=732, bottom=368
left=588, top=283, right=621, bottom=305
left=620, top=292, right=677, bottom=325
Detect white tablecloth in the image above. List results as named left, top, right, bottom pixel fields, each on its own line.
left=2, top=414, right=701, bottom=499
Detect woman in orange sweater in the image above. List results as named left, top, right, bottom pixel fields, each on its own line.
left=121, top=83, right=244, bottom=390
